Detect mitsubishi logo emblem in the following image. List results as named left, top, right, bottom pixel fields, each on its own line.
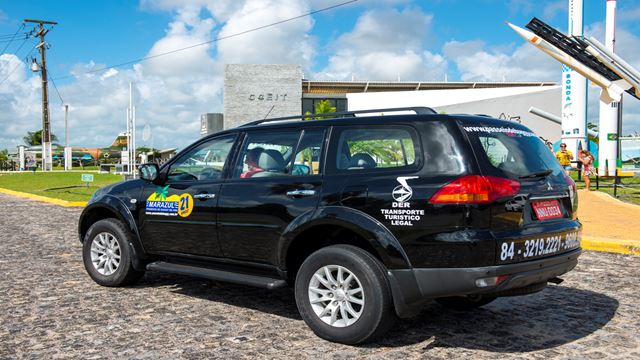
left=392, top=176, right=418, bottom=203
left=547, top=181, right=554, bottom=191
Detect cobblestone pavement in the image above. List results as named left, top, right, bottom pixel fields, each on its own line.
left=1, top=193, right=639, bottom=360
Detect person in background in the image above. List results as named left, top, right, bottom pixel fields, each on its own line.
left=579, top=150, right=595, bottom=191
left=556, top=143, right=574, bottom=175
left=240, top=147, right=264, bottom=178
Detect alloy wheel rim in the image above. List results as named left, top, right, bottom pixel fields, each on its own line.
left=308, top=265, right=364, bottom=327
left=90, top=232, right=121, bottom=276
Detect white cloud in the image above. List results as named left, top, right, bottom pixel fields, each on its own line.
left=215, top=0, right=315, bottom=67
left=316, top=7, right=446, bottom=81
left=444, top=39, right=559, bottom=82
left=542, top=0, right=566, bottom=21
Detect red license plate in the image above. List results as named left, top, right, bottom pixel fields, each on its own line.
left=532, top=200, right=563, bottom=220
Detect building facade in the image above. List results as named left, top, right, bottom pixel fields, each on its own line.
left=224, top=64, right=561, bottom=142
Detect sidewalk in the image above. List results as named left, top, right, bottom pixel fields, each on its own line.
left=578, top=189, right=640, bottom=255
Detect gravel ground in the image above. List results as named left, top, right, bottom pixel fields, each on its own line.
left=0, top=193, right=639, bottom=359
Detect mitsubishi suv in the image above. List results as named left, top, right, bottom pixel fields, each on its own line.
left=79, top=107, right=582, bottom=344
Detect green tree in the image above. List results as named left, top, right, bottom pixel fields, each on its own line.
left=304, top=99, right=337, bottom=120
left=23, top=130, right=58, bottom=146
left=587, top=122, right=599, bottom=145
left=0, top=149, right=8, bottom=162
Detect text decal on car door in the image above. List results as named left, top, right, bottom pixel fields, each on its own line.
left=145, top=185, right=194, bottom=217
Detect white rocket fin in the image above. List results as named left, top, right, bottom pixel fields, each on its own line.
left=612, top=78, right=633, bottom=91
left=601, top=78, right=634, bottom=103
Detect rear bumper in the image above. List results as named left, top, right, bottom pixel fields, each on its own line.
left=388, top=248, right=581, bottom=318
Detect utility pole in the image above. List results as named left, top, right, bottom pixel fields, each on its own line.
left=64, top=104, right=71, bottom=171
left=25, top=18, right=57, bottom=171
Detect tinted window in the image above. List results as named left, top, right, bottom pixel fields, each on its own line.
left=234, top=131, right=300, bottom=179
left=292, top=129, right=325, bottom=176
left=336, top=127, right=417, bottom=171
left=462, top=123, right=565, bottom=178
left=167, top=135, right=235, bottom=182
left=421, top=122, right=466, bottom=175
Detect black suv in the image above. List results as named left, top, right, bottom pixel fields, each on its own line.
left=79, top=107, right=582, bottom=344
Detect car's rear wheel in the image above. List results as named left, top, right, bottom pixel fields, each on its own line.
left=82, top=218, right=145, bottom=287
left=435, top=294, right=497, bottom=310
left=294, top=245, right=396, bottom=344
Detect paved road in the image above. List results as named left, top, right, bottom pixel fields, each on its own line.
left=1, top=193, right=639, bottom=359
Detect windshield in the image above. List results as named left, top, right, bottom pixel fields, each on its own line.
left=462, top=123, right=565, bottom=179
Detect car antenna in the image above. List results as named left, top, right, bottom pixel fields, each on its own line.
left=263, top=105, right=275, bottom=120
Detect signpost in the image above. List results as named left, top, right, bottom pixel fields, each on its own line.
left=81, top=174, right=94, bottom=187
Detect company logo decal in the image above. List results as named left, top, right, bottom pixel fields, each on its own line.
left=381, top=177, right=423, bottom=226
left=145, top=185, right=194, bottom=217
left=392, top=176, right=418, bottom=202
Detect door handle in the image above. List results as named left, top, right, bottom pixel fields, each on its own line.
left=193, top=193, right=216, bottom=200
left=286, top=189, right=316, bottom=197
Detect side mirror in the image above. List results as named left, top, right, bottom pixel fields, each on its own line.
left=139, top=163, right=160, bottom=182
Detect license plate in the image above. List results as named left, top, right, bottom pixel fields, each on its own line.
left=532, top=200, right=562, bottom=220
left=498, top=231, right=581, bottom=263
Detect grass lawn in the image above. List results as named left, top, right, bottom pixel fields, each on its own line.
left=0, top=172, right=124, bottom=202
left=570, top=171, right=640, bottom=205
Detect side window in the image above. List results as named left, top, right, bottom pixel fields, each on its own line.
left=234, top=130, right=300, bottom=179
left=292, top=129, right=325, bottom=176
left=167, top=135, right=235, bottom=182
left=336, top=127, right=418, bottom=171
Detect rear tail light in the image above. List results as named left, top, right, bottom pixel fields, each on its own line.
left=429, top=175, right=521, bottom=204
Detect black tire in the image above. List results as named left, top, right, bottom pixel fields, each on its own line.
left=435, top=294, right=497, bottom=310
left=82, top=218, right=145, bottom=287
left=294, top=245, right=396, bottom=344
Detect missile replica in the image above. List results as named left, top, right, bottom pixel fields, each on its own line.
left=507, top=18, right=640, bottom=104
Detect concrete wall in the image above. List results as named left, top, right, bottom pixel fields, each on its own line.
left=224, top=64, right=302, bottom=129
left=347, top=86, right=562, bottom=142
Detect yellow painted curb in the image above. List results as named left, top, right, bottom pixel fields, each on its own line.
left=582, top=236, right=640, bottom=256
left=0, top=187, right=87, bottom=207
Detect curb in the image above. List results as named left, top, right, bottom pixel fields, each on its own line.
left=582, top=236, right=640, bottom=256
left=588, top=190, right=640, bottom=210
left=0, top=187, right=87, bottom=207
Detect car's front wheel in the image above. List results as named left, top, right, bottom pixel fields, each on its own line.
left=294, top=245, right=396, bottom=344
left=82, top=218, right=145, bottom=287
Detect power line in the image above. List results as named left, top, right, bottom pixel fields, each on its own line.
left=48, top=74, right=64, bottom=104
left=52, top=0, right=357, bottom=81
left=0, top=24, right=25, bottom=54
left=0, top=40, right=36, bottom=86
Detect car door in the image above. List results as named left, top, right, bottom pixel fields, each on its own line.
left=217, top=127, right=326, bottom=265
left=139, top=134, right=237, bottom=257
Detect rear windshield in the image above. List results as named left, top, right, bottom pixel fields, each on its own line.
left=462, top=124, right=564, bottom=179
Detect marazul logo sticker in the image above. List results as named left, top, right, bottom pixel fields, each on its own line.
left=145, top=185, right=194, bottom=217
left=381, top=177, right=424, bottom=226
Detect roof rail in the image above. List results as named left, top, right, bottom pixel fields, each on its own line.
left=241, top=106, right=437, bottom=127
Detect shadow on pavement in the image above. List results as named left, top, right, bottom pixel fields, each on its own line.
left=136, top=271, right=301, bottom=320
left=372, top=285, right=618, bottom=352
left=135, top=273, right=617, bottom=353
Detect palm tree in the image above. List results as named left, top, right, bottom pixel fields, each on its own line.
left=23, top=130, right=58, bottom=146
left=304, top=99, right=337, bottom=120
left=587, top=122, right=599, bottom=145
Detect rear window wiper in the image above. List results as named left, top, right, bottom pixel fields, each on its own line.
left=519, top=169, right=553, bottom=179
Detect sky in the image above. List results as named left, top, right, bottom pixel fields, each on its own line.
left=1, top=0, right=640, bottom=151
